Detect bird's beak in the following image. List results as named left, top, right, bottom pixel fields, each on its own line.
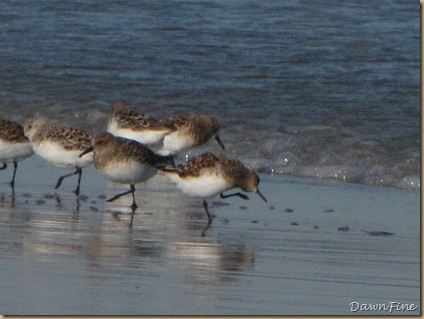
left=79, top=146, right=94, bottom=158
left=215, top=135, right=225, bottom=150
left=256, top=189, right=267, bottom=202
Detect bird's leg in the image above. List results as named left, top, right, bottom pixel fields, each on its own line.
left=55, top=167, right=82, bottom=195
left=0, top=163, right=7, bottom=171
left=203, top=199, right=212, bottom=225
left=107, top=189, right=133, bottom=202
left=220, top=192, right=250, bottom=200
left=130, top=184, right=138, bottom=210
left=9, top=161, right=18, bottom=188
left=74, top=167, right=83, bottom=195
left=107, top=184, right=138, bottom=210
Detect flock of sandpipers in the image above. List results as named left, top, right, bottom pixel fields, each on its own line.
left=0, top=100, right=267, bottom=225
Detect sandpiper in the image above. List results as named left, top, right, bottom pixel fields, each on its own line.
left=24, top=117, right=93, bottom=195
left=107, top=100, right=172, bottom=145
left=160, top=152, right=267, bottom=224
left=79, top=132, right=174, bottom=210
left=0, top=118, right=34, bottom=187
left=158, top=114, right=225, bottom=155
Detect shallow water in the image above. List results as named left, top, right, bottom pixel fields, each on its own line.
left=0, top=0, right=420, bottom=190
left=0, top=157, right=419, bottom=315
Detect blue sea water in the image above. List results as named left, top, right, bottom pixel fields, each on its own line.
left=0, top=0, right=419, bottom=190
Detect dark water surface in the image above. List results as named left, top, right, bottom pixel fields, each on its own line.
left=0, top=0, right=420, bottom=189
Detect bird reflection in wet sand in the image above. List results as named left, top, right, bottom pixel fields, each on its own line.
left=160, top=152, right=267, bottom=225
left=80, top=132, right=175, bottom=212
left=169, top=240, right=254, bottom=283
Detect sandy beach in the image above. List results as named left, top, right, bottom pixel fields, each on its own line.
left=0, top=155, right=419, bottom=315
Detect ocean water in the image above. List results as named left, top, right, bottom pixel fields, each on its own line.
left=0, top=0, right=419, bottom=190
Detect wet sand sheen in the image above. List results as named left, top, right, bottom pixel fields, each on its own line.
left=0, top=157, right=419, bottom=315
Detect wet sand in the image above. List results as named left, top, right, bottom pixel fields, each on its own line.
left=0, top=156, right=420, bottom=315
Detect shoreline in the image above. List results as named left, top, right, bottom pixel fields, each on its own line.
left=2, top=155, right=419, bottom=231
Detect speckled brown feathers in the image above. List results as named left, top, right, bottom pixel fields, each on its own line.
left=111, top=100, right=166, bottom=131
left=44, top=124, right=91, bottom=151
left=162, top=114, right=220, bottom=145
left=167, top=152, right=253, bottom=189
left=89, top=132, right=174, bottom=169
left=25, top=118, right=91, bottom=151
left=215, top=154, right=255, bottom=189
left=0, top=118, right=29, bottom=143
left=172, top=153, right=220, bottom=178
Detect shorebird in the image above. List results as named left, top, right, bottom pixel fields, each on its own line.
left=79, top=132, right=174, bottom=210
left=0, top=118, right=34, bottom=187
left=158, top=114, right=225, bottom=155
left=107, top=100, right=172, bottom=145
left=24, top=117, right=93, bottom=195
left=160, top=152, right=267, bottom=224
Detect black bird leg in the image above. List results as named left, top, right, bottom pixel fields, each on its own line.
left=55, top=167, right=83, bottom=195
left=10, top=161, right=18, bottom=188
left=107, top=184, right=138, bottom=210
left=220, top=192, right=250, bottom=200
left=203, top=199, right=213, bottom=225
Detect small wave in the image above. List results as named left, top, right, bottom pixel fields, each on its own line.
left=0, top=99, right=419, bottom=192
